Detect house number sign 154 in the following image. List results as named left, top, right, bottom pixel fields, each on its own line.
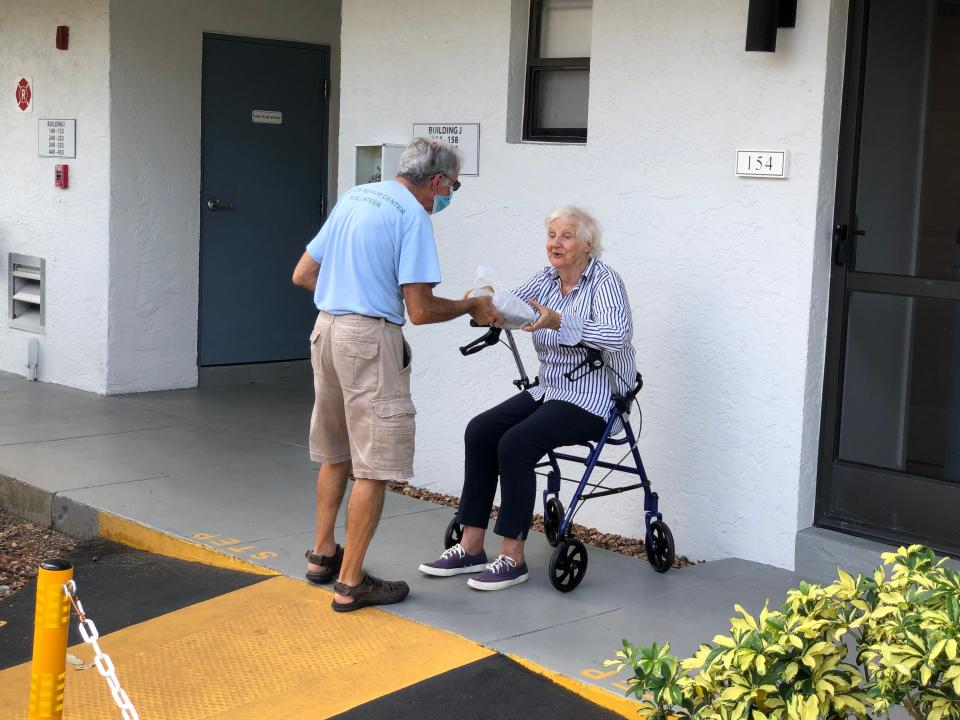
left=736, top=150, right=789, bottom=178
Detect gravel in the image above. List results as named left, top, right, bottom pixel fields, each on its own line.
left=386, top=480, right=693, bottom=568
left=0, top=509, right=78, bottom=599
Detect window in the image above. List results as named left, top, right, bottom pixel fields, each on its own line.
left=523, top=0, right=592, bottom=143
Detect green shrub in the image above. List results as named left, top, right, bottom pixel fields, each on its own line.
left=604, top=545, right=960, bottom=720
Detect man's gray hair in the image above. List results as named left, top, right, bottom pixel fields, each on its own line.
left=397, top=137, right=464, bottom=185
left=545, top=206, right=604, bottom=258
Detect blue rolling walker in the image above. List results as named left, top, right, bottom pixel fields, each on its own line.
left=444, top=322, right=676, bottom=593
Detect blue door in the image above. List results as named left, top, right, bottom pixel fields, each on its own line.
left=199, top=34, right=329, bottom=365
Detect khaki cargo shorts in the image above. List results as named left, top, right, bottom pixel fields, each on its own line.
left=308, top=311, right=416, bottom=481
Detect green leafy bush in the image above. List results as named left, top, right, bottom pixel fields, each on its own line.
left=604, top=545, right=960, bottom=719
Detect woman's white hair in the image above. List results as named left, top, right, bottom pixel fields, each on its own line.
left=545, top=206, right=603, bottom=258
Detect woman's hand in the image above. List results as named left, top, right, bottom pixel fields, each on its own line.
left=462, top=285, right=494, bottom=299
left=522, top=300, right=561, bottom=332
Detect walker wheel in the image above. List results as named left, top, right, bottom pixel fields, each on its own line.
left=645, top=520, right=675, bottom=573
left=549, top=539, right=588, bottom=592
left=443, top=516, right=463, bottom=549
left=543, top=497, right=564, bottom=547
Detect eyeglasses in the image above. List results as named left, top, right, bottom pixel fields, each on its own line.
left=443, top=175, right=461, bottom=192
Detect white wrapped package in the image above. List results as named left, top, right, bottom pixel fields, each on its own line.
left=468, top=265, right=537, bottom=330
left=491, top=289, right=536, bottom=329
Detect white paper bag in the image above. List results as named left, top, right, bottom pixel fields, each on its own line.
left=467, top=266, right=537, bottom=329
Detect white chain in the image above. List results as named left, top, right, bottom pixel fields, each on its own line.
left=62, top=580, right=141, bottom=720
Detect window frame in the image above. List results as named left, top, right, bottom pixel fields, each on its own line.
left=522, top=0, right=591, bottom=143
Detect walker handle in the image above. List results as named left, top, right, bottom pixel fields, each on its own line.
left=625, top=373, right=644, bottom=401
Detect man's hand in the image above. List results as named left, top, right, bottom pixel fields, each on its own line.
left=469, top=295, right=504, bottom=327
left=522, top=300, right=561, bottom=332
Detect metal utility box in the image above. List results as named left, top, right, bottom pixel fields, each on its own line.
left=355, top=143, right=405, bottom=186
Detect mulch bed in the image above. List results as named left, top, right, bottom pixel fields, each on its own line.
left=386, top=480, right=693, bottom=568
left=0, top=509, right=78, bottom=600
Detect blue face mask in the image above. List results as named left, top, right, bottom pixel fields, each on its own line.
left=432, top=189, right=453, bottom=214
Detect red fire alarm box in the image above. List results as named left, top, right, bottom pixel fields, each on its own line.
left=55, top=164, right=68, bottom=188
left=56, top=26, right=69, bottom=50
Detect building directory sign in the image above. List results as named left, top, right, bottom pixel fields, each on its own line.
left=38, top=119, right=76, bottom=158
left=412, top=123, right=479, bottom=176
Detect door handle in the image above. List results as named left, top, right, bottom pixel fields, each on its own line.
left=207, top=198, right=233, bottom=212
left=833, top=224, right=848, bottom=266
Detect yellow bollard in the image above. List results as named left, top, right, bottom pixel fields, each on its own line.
left=28, top=559, right=73, bottom=720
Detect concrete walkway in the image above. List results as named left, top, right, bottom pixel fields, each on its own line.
left=0, top=364, right=810, bottom=703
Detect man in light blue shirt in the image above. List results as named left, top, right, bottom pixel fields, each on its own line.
left=305, top=178, right=444, bottom=325
left=292, top=138, right=500, bottom=612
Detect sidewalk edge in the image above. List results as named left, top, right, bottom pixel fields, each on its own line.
left=97, top=511, right=279, bottom=576
left=0, top=473, right=52, bottom=527
left=507, top=653, right=640, bottom=718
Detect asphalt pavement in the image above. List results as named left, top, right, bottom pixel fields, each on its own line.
left=0, top=539, right=632, bottom=718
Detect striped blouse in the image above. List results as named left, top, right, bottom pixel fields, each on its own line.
left=512, top=258, right=637, bottom=431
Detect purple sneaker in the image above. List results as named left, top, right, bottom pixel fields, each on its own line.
left=418, top=544, right=488, bottom=577
left=467, top=554, right=529, bottom=591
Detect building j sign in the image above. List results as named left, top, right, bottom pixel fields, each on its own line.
left=412, top=123, right=479, bottom=176
left=38, top=119, right=76, bottom=158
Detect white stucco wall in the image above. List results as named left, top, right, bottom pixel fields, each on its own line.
left=338, top=0, right=846, bottom=568
left=0, top=0, right=111, bottom=392
left=106, top=0, right=341, bottom=393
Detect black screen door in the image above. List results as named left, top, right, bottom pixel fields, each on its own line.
left=817, top=0, right=960, bottom=554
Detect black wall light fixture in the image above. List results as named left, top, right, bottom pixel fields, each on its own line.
left=746, top=0, right=798, bottom=52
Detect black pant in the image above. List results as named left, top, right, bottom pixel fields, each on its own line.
left=457, top=392, right=606, bottom=540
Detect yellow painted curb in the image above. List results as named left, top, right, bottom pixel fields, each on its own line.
left=508, top=653, right=641, bottom=718
left=98, top=512, right=278, bottom=576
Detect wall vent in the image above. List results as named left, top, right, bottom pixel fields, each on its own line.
left=8, top=253, right=45, bottom=334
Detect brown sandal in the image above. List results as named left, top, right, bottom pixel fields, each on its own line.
left=332, top=572, right=410, bottom=612
left=304, top=545, right=343, bottom=584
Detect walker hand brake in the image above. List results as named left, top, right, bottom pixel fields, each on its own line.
left=563, top=345, right=604, bottom=381
left=460, top=327, right=502, bottom=356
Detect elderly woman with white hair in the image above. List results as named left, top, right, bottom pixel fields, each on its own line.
left=419, top=206, right=637, bottom=590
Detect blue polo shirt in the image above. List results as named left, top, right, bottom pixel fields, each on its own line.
left=306, top=181, right=442, bottom=326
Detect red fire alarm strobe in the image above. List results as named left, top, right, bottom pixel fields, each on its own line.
left=16, top=77, right=32, bottom=112
left=56, top=26, right=69, bottom=50
left=55, top=164, right=68, bottom=189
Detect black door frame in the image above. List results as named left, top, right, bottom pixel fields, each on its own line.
left=815, top=0, right=960, bottom=555
left=198, top=32, right=330, bottom=366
